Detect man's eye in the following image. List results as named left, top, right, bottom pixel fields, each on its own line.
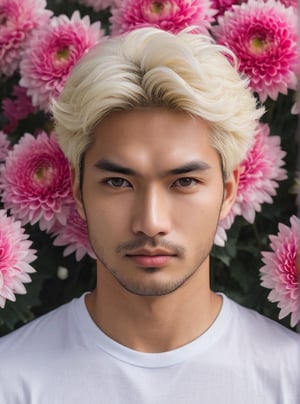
left=173, top=177, right=198, bottom=187
left=106, top=178, right=131, bottom=188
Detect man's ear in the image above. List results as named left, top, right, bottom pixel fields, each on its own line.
left=219, top=166, right=240, bottom=221
left=71, top=167, right=86, bottom=220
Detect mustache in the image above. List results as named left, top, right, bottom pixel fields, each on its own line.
left=116, top=236, right=185, bottom=257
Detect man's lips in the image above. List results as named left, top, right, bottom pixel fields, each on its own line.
left=126, top=249, right=176, bottom=267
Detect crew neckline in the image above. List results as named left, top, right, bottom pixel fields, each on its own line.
left=71, top=292, right=232, bottom=368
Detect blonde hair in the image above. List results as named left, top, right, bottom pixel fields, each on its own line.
left=52, top=27, right=264, bottom=179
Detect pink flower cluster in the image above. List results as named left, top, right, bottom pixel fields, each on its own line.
left=110, top=0, right=216, bottom=35
left=260, top=216, right=300, bottom=327
left=279, top=0, right=298, bottom=8
left=231, top=123, right=287, bottom=223
left=213, top=0, right=298, bottom=102
left=52, top=203, right=96, bottom=262
left=0, top=131, right=94, bottom=262
left=211, top=0, right=244, bottom=17
left=2, top=86, right=35, bottom=133
left=0, top=209, right=36, bottom=308
left=0, top=0, right=52, bottom=77
left=215, top=123, right=287, bottom=246
left=0, top=132, right=73, bottom=231
left=20, top=11, right=105, bottom=112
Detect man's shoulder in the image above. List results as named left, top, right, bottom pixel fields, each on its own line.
left=227, top=295, right=300, bottom=354
left=0, top=296, right=77, bottom=355
left=0, top=295, right=88, bottom=397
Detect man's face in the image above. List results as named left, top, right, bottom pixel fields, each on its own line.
left=74, top=109, right=238, bottom=296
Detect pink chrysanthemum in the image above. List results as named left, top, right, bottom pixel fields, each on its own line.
left=52, top=202, right=96, bottom=262
left=210, top=0, right=244, bottom=17
left=79, top=0, right=121, bottom=12
left=260, top=215, right=300, bottom=327
left=214, top=224, right=228, bottom=247
left=0, top=0, right=52, bottom=77
left=0, top=131, right=10, bottom=163
left=2, top=86, right=35, bottom=133
left=230, top=123, right=287, bottom=223
left=215, top=123, right=287, bottom=246
left=0, top=209, right=36, bottom=308
left=110, top=0, right=216, bottom=36
left=19, top=11, right=104, bottom=112
left=213, top=0, right=298, bottom=102
left=291, top=99, right=300, bottom=115
left=0, top=132, right=73, bottom=232
left=279, top=0, right=298, bottom=8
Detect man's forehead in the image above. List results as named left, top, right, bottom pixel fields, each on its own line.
left=92, top=108, right=208, bottom=135
left=84, top=108, right=219, bottom=172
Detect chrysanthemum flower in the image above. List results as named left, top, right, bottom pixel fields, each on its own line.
left=79, top=0, right=121, bottom=12
left=215, top=123, right=287, bottom=246
left=231, top=122, right=287, bottom=223
left=0, top=0, right=52, bottom=77
left=110, top=0, right=216, bottom=36
left=260, top=215, right=300, bottom=327
left=213, top=0, right=298, bottom=102
left=214, top=224, right=228, bottom=247
left=0, top=209, right=36, bottom=308
left=211, top=0, right=244, bottom=17
left=291, top=99, right=299, bottom=115
left=52, top=202, right=96, bottom=262
left=0, top=132, right=73, bottom=232
left=19, top=11, right=104, bottom=112
left=2, top=86, right=35, bottom=134
left=0, top=131, right=10, bottom=164
left=279, top=0, right=297, bottom=8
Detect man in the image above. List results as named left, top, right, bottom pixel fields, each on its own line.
left=0, top=27, right=299, bottom=403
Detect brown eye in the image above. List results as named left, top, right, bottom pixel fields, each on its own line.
left=173, top=177, right=198, bottom=187
left=106, top=178, right=131, bottom=188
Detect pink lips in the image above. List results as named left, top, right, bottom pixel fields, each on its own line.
left=126, top=249, right=175, bottom=267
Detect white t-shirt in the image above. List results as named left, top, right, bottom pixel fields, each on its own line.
left=0, top=293, right=299, bottom=404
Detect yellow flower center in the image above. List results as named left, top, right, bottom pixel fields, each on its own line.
left=56, top=47, right=70, bottom=60
left=151, top=1, right=164, bottom=14
left=249, top=36, right=270, bottom=54
left=33, top=165, right=55, bottom=186
left=143, top=1, right=176, bottom=20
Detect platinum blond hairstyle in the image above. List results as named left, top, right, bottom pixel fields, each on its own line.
left=52, top=27, right=264, bottom=179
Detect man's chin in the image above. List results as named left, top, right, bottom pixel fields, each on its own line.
left=116, top=276, right=187, bottom=297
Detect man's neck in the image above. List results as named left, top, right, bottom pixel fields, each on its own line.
left=85, top=266, right=222, bottom=353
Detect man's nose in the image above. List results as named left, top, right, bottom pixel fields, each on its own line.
left=131, top=185, right=171, bottom=238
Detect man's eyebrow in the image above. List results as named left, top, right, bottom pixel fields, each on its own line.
left=93, top=159, right=211, bottom=176
left=94, top=159, right=136, bottom=175
left=166, top=161, right=211, bottom=175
